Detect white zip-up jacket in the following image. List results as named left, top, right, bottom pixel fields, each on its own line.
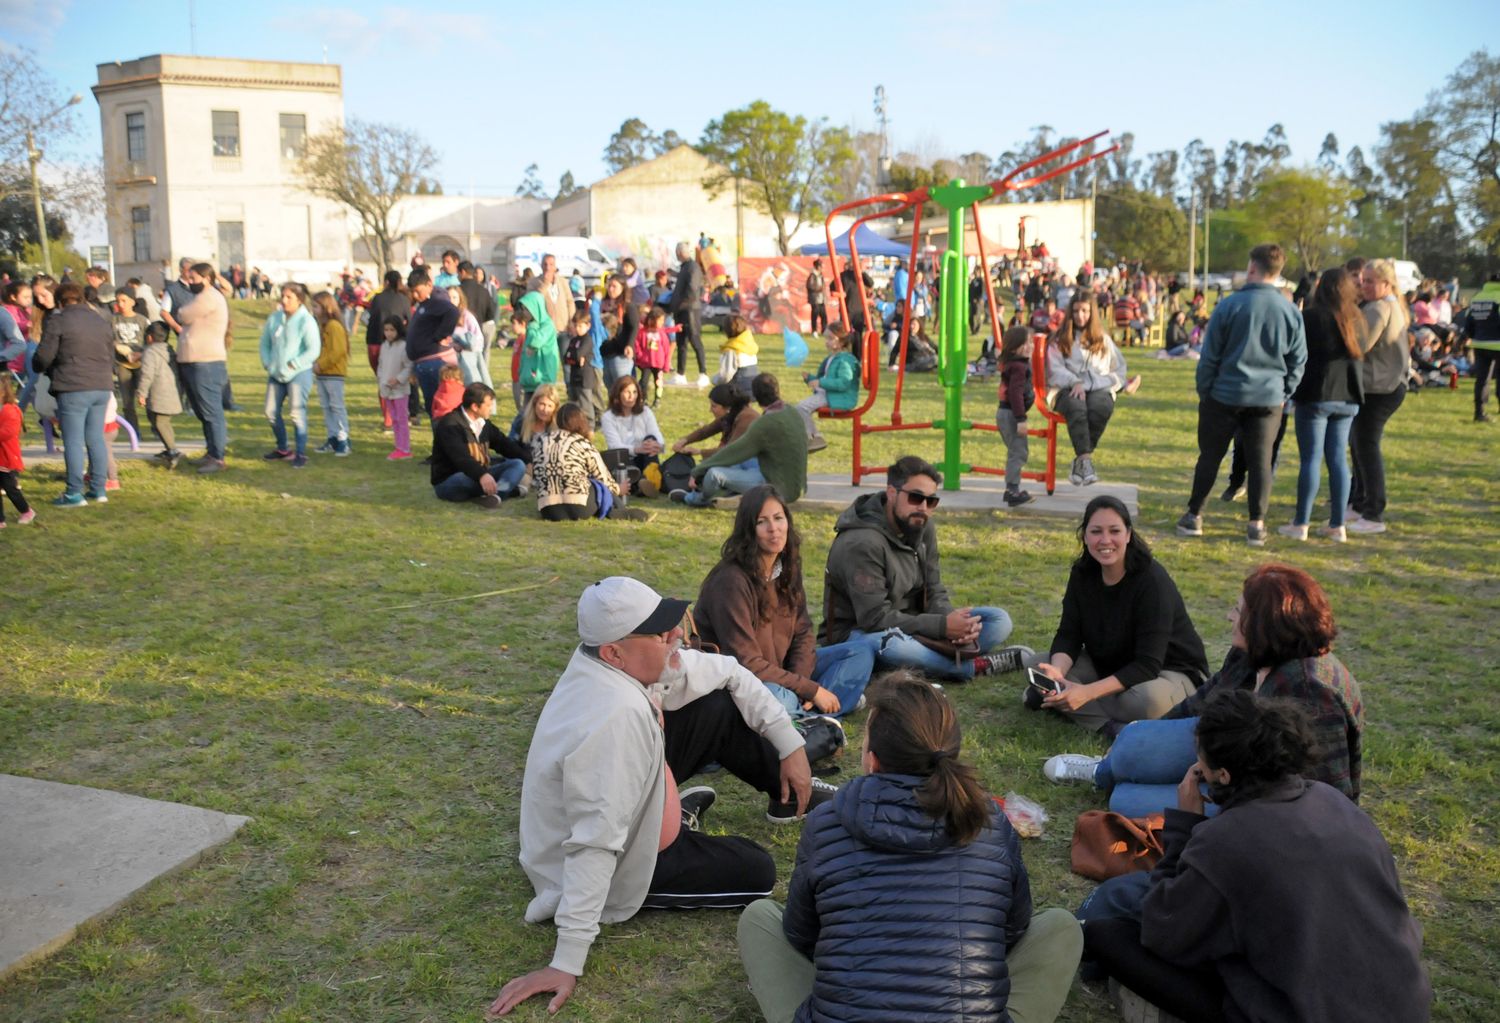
left=519, top=646, right=804, bottom=976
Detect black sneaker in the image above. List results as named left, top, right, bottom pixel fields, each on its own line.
left=974, top=645, right=1034, bottom=676
left=263, top=448, right=294, bottom=461
left=1175, top=512, right=1203, bottom=537
left=1022, top=684, right=1044, bottom=711
left=315, top=439, right=337, bottom=454
left=1004, top=489, right=1033, bottom=507
left=474, top=494, right=502, bottom=510
left=1219, top=482, right=1244, bottom=502
left=668, top=488, right=689, bottom=503
left=766, top=778, right=838, bottom=825
left=678, top=786, right=716, bottom=832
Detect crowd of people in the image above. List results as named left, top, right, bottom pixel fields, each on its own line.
left=485, top=454, right=1431, bottom=1022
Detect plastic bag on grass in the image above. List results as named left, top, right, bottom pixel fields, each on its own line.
left=1000, top=791, right=1048, bottom=839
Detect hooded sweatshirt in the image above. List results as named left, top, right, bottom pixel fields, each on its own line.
left=518, top=290, right=560, bottom=391
left=781, top=773, right=1032, bottom=1023
left=259, top=304, right=321, bottom=382
left=819, top=491, right=953, bottom=646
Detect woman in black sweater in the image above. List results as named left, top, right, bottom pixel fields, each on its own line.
left=598, top=275, right=640, bottom=387
left=1030, top=496, right=1208, bottom=736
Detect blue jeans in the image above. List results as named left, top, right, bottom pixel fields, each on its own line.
left=849, top=606, right=1013, bottom=681
left=179, top=360, right=228, bottom=459
left=433, top=458, right=526, bottom=502
left=1292, top=400, right=1359, bottom=527
left=17, top=340, right=40, bottom=408
left=413, top=358, right=445, bottom=417
left=763, top=637, right=879, bottom=718
left=315, top=375, right=349, bottom=445
left=265, top=371, right=313, bottom=456
left=1094, top=717, right=1217, bottom=819
left=685, top=458, right=763, bottom=505
left=604, top=356, right=634, bottom=388
left=55, top=389, right=112, bottom=497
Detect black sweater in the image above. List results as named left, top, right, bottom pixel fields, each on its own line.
left=1292, top=307, right=1364, bottom=405
left=429, top=409, right=531, bottom=486
left=1050, top=559, right=1209, bottom=688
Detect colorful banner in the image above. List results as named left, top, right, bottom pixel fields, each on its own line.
left=736, top=256, right=821, bottom=334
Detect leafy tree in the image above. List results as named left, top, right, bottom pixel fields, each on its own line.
left=297, top=118, right=437, bottom=276
left=1095, top=186, right=1187, bottom=270
left=1142, top=150, right=1179, bottom=199
left=0, top=48, right=81, bottom=208
left=1417, top=49, right=1500, bottom=262
left=1317, top=133, right=1341, bottom=174
left=0, top=175, right=68, bottom=256
left=1244, top=168, right=1357, bottom=274
left=699, top=101, right=853, bottom=255
left=601, top=119, right=682, bottom=175
left=556, top=170, right=582, bottom=201
left=1183, top=139, right=1218, bottom=207
left=1374, top=117, right=1466, bottom=277
left=515, top=163, right=547, bottom=200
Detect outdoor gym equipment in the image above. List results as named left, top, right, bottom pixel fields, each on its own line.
left=818, top=131, right=1118, bottom=492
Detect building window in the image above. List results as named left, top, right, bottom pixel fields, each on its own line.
left=279, top=113, right=306, bottom=160
left=125, top=112, right=146, bottom=163
left=131, top=207, right=151, bottom=262
left=211, top=110, right=240, bottom=157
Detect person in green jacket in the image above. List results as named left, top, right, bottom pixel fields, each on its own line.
left=795, top=331, right=860, bottom=452
left=259, top=283, right=322, bottom=467
left=515, top=290, right=560, bottom=405
left=673, top=373, right=807, bottom=507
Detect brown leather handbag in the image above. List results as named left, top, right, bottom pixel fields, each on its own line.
left=1069, top=810, right=1167, bottom=881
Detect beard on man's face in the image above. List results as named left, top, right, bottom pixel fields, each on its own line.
left=896, top=507, right=928, bottom=541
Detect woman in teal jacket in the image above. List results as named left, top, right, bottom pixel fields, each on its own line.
left=514, top=290, right=560, bottom=404
left=259, top=284, right=322, bottom=467
left=795, top=331, right=860, bottom=447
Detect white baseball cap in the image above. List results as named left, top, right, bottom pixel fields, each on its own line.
left=577, top=577, right=690, bottom=646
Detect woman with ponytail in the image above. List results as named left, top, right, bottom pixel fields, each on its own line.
left=737, top=672, right=1083, bottom=1023
left=1084, top=691, right=1431, bottom=1022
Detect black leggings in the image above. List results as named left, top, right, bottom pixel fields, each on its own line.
left=1083, top=917, right=1227, bottom=1021
left=0, top=469, right=30, bottom=519
left=1348, top=388, right=1405, bottom=523
left=539, top=490, right=599, bottom=521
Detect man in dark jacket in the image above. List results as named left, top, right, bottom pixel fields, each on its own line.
left=458, top=260, right=498, bottom=368
left=34, top=282, right=116, bottom=505
left=405, top=268, right=457, bottom=417
left=668, top=241, right=707, bottom=386
left=820, top=455, right=1030, bottom=681
left=430, top=382, right=530, bottom=508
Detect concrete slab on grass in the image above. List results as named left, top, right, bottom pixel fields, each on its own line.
left=0, top=774, right=249, bottom=981
left=20, top=439, right=206, bottom=464
left=799, top=473, right=1138, bottom=520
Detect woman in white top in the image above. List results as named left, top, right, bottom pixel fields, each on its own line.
left=1047, top=292, right=1127, bottom=487
left=601, top=375, right=663, bottom=474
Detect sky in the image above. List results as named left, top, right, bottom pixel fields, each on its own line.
left=3, top=0, right=1492, bottom=248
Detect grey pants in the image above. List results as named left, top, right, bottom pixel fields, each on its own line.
left=1052, top=387, right=1114, bottom=457
left=738, top=901, right=1082, bottom=1023
left=996, top=407, right=1030, bottom=490
left=1057, top=651, right=1196, bottom=734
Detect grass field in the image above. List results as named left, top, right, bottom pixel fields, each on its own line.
left=2, top=300, right=1497, bottom=1021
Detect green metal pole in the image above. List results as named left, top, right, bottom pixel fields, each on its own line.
left=928, top=178, right=992, bottom=491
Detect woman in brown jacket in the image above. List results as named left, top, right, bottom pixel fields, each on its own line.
left=694, top=484, right=875, bottom=718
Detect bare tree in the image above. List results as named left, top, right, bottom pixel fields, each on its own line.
left=298, top=118, right=437, bottom=276
left=0, top=47, right=82, bottom=208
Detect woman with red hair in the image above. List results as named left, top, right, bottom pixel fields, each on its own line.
left=1042, top=563, right=1364, bottom=817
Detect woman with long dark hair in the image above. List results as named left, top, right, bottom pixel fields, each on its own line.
left=694, top=484, right=874, bottom=717
left=1045, top=562, right=1365, bottom=818
left=1083, top=691, right=1430, bottom=1022
left=738, top=672, right=1083, bottom=1023
left=1279, top=267, right=1364, bottom=542
left=598, top=275, right=639, bottom=387
left=1029, top=495, right=1208, bottom=736
left=671, top=382, right=759, bottom=457
left=1047, top=292, right=1127, bottom=486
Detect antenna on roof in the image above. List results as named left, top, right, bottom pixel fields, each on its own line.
left=188, top=0, right=197, bottom=54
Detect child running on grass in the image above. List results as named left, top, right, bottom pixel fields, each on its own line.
left=377, top=317, right=414, bottom=460
left=633, top=306, right=678, bottom=408
left=0, top=374, right=35, bottom=527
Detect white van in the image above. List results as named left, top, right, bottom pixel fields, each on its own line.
left=1390, top=259, right=1423, bottom=295
left=501, top=236, right=615, bottom=286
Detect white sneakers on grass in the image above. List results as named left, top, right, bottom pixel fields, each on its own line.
left=1043, top=753, right=1102, bottom=785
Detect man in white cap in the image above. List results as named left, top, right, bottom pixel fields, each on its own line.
left=489, top=576, right=834, bottom=1018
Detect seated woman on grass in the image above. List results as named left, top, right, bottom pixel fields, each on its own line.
left=1043, top=562, right=1365, bottom=819
left=1082, top=691, right=1430, bottom=1023
left=671, top=383, right=759, bottom=457
left=738, top=672, right=1083, bottom=1023
left=531, top=401, right=646, bottom=522
left=1027, top=496, right=1210, bottom=738
left=694, top=484, right=875, bottom=719
left=600, top=375, right=663, bottom=483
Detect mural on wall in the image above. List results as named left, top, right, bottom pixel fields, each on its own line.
left=736, top=257, right=820, bottom=334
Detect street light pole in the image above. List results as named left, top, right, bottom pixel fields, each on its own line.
left=26, top=93, right=84, bottom=278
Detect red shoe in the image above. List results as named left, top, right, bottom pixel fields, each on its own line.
left=387, top=450, right=412, bottom=460
left=105, top=479, right=121, bottom=492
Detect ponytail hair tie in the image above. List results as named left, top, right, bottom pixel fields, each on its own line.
left=930, top=749, right=953, bottom=767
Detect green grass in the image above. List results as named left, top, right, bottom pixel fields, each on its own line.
left=2, top=300, right=1497, bottom=1021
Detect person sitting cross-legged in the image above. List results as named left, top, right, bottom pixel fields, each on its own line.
left=487, top=577, right=834, bottom=1018
left=429, top=382, right=530, bottom=509
left=737, top=672, right=1083, bottom=1023
left=673, top=373, right=807, bottom=507
left=820, top=455, right=1031, bottom=682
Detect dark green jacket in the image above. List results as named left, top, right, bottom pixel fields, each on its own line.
left=692, top=405, right=807, bottom=502
left=819, top=491, right=952, bottom=645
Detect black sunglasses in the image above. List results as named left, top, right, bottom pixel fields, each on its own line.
left=897, top=488, right=940, bottom=508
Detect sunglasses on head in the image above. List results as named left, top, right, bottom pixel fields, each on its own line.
left=898, top=488, right=940, bottom=508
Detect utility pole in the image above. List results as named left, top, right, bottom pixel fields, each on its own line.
left=1188, top=188, right=1197, bottom=290
left=26, top=93, right=83, bottom=277
left=873, top=85, right=891, bottom=188
left=1203, top=201, right=1211, bottom=281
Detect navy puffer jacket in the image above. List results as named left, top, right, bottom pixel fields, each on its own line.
left=782, top=772, right=1031, bottom=1023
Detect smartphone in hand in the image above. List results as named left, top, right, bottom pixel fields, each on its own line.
left=1026, top=667, right=1062, bottom=695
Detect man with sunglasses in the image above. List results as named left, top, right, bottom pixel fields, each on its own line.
left=492, top=576, right=831, bottom=1018
left=820, top=455, right=1031, bottom=682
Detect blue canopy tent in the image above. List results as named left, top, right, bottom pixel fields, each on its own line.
left=799, top=223, right=909, bottom=258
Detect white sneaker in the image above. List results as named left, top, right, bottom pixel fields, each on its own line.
left=1344, top=504, right=1362, bottom=523
left=1347, top=518, right=1387, bottom=534
left=1277, top=523, right=1308, bottom=541
left=1067, top=457, right=1084, bottom=487
left=669, top=373, right=689, bottom=386
left=1319, top=524, right=1347, bottom=543
left=1043, top=753, right=1102, bottom=785
left=695, top=373, right=711, bottom=388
